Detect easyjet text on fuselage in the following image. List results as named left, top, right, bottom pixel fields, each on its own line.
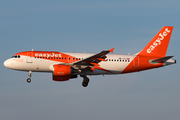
left=35, top=53, right=62, bottom=57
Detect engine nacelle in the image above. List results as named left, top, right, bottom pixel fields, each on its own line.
left=53, top=64, right=72, bottom=81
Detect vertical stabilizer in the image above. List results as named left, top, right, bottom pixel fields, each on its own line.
left=138, top=26, right=173, bottom=57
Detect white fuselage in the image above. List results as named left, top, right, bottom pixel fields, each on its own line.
left=4, top=52, right=135, bottom=75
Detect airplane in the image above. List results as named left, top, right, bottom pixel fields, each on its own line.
left=4, top=26, right=176, bottom=87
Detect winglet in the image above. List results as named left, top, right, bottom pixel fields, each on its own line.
left=109, top=48, right=115, bottom=53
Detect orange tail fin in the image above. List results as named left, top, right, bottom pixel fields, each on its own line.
left=138, top=26, right=173, bottom=57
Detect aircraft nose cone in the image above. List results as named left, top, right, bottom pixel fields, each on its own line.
left=4, top=59, right=10, bottom=68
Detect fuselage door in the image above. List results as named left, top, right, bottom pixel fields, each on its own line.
left=133, top=56, right=139, bottom=67
left=27, top=52, right=33, bottom=63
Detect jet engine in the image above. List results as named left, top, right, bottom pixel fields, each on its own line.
left=53, top=64, right=72, bottom=81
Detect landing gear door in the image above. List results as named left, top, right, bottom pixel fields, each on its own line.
left=27, top=52, right=33, bottom=63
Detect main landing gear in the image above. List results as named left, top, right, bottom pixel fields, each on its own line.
left=27, top=71, right=32, bottom=83
left=82, top=76, right=90, bottom=87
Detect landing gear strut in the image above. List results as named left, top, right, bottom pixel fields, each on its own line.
left=82, top=77, right=89, bottom=87
left=27, top=71, right=32, bottom=83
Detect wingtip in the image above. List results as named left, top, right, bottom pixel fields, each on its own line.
left=109, top=48, right=115, bottom=53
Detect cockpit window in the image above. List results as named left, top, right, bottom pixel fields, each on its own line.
left=11, top=55, right=21, bottom=58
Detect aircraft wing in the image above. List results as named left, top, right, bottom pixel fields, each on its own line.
left=72, top=48, right=114, bottom=70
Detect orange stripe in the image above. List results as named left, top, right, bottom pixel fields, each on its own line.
left=122, top=55, right=163, bottom=74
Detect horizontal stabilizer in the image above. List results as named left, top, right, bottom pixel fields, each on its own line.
left=151, top=56, right=174, bottom=63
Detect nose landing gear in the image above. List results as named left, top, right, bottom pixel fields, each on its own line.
left=27, top=71, right=32, bottom=83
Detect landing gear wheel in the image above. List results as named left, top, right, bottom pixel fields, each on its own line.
left=27, top=71, right=32, bottom=83
left=82, top=77, right=89, bottom=87
left=27, top=78, right=31, bottom=83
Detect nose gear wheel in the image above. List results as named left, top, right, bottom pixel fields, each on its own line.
left=27, top=71, right=32, bottom=83
left=27, top=78, right=31, bottom=83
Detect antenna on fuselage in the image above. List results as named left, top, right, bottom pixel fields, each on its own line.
left=31, top=49, right=34, bottom=51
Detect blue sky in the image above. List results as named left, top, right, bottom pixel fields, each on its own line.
left=0, top=0, right=180, bottom=120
